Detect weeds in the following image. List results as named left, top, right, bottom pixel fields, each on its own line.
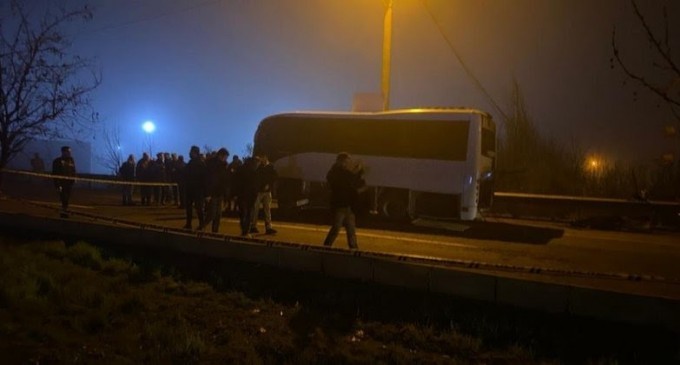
left=64, top=241, right=103, bottom=270
left=0, top=236, right=676, bottom=364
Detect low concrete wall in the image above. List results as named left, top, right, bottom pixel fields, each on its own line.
left=496, top=277, right=571, bottom=314
left=1, top=211, right=678, bottom=333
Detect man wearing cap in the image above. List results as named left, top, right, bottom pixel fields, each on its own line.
left=52, top=146, right=77, bottom=218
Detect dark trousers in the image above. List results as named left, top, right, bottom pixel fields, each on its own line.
left=140, top=185, right=152, bottom=205
left=58, top=183, right=73, bottom=210
left=324, top=206, right=358, bottom=249
left=122, top=184, right=133, bottom=205
left=204, top=196, right=224, bottom=232
left=172, top=183, right=180, bottom=205
left=237, top=196, right=255, bottom=235
left=178, top=183, right=186, bottom=207
left=153, top=186, right=161, bottom=205
left=185, top=190, right=205, bottom=228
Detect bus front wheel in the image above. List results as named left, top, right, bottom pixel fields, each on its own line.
left=380, top=192, right=409, bottom=221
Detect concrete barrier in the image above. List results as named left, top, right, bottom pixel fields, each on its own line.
left=277, top=246, right=324, bottom=272
left=569, top=286, right=680, bottom=331
left=495, top=277, right=571, bottom=314
left=221, top=240, right=281, bottom=267
left=429, top=266, right=496, bottom=302
left=322, top=251, right=374, bottom=281
left=372, top=258, right=431, bottom=290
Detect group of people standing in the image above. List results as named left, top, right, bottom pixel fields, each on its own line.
left=118, top=145, right=278, bottom=237
left=50, top=144, right=366, bottom=249
left=118, top=151, right=187, bottom=207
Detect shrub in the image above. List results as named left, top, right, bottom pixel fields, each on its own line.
left=64, top=242, right=103, bottom=270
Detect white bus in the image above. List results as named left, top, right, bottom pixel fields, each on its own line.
left=253, top=108, right=496, bottom=220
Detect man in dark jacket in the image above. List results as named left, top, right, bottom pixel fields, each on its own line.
left=233, top=156, right=260, bottom=236
left=323, top=152, right=365, bottom=249
left=200, top=147, right=230, bottom=232
left=183, top=145, right=207, bottom=230
left=52, top=146, right=76, bottom=218
left=119, top=154, right=136, bottom=205
left=136, top=153, right=152, bottom=205
left=223, top=155, right=243, bottom=215
left=174, top=154, right=186, bottom=208
left=150, top=152, right=166, bottom=205
left=250, top=154, right=278, bottom=234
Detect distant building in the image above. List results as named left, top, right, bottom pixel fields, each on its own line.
left=5, top=139, right=92, bottom=173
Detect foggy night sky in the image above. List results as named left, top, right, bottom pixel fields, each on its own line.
left=17, top=0, right=680, bottom=172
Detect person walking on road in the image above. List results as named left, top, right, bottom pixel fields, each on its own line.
left=323, top=152, right=365, bottom=249
left=52, top=146, right=76, bottom=218
left=250, top=154, right=278, bottom=235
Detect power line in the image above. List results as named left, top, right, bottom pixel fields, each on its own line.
left=419, top=0, right=510, bottom=122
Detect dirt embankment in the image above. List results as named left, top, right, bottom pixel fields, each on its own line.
left=0, top=234, right=677, bottom=364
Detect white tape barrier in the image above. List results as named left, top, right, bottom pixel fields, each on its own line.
left=3, top=169, right=178, bottom=187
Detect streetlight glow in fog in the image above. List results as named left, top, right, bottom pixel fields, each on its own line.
left=142, top=121, right=156, bottom=134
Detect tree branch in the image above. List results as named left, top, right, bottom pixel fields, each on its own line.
left=630, top=0, right=679, bottom=76
left=612, top=27, right=680, bottom=108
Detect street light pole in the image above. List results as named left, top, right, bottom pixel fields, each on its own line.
left=381, top=0, right=393, bottom=111
left=142, top=120, right=156, bottom=155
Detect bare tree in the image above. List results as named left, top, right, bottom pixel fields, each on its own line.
left=612, top=0, right=680, bottom=118
left=0, top=1, right=100, bottom=188
left=243, top=142, right=253, bottom=158
left=497, top=79, right=583, bottom=195
left=612, top=0, right=680, bottom=198
left=98, top=123, right=122, bottom=175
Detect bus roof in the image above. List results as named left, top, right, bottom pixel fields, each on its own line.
left=262, top=107, right=492, bottom=121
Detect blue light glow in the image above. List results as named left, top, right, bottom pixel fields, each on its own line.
left=142, top=121, right=156, bottom=134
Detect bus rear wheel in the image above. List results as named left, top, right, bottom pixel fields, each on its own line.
left=380, top=192, right=409, bottom=221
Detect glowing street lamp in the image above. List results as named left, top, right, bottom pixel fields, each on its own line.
left=142, top=120, right=156, bottom=154
left=142, top=120, right=156, bottom=134
left=584, top=155, right=605, bottom=177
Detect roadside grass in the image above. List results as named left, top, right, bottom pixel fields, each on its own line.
left=0, top=235, right=676, bottom=364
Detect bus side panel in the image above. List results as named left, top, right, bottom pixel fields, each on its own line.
left=272, top=152, right=469, bottom=195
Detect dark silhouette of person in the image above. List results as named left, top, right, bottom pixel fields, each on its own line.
left=323, top=152, right=365, bottom=249
left=119, top=154, right=136, bottom=205
left=150, top=152, right=166, bottom=205
left=233, top=156, right=260, bottom=236
left=224, top=154, right=243, bottom=215
left=165, top=152, right=178, bottom=205
left=52, top=146, right=76, bottom=218
left=174, top=155, right=186, bottom=208
left=30, top=152, right=45, bottom=173
left=183, top=145, right=207, bottom=230
left=250, top=154, right=278, bottom=234
left=136, top=153, right=152, bottom=205
left=200, top=147, right=230, bottom=232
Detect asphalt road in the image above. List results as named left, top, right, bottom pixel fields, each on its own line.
left=1, top=181, right=679, bottom=300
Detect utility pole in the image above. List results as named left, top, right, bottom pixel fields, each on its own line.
left=381, top=0, right=393, bottom=111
